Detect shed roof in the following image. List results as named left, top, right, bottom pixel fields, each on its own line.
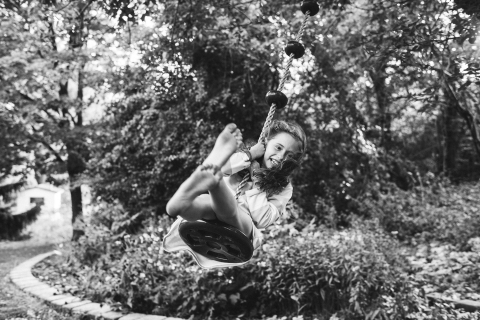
left=22, top=183, right=64, bottom=194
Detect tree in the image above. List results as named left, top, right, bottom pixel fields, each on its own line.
left=85, top=0, right=480, bottom=227
left=5, top=0, right=479, bottom=231
left=0, top=0, right=140, bottom=238
left=0, top=108, right=43, bottom=239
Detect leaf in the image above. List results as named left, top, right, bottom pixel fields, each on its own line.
left=229, top=293, right=241, bottom=305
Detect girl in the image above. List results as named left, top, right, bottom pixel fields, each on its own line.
left=163, top=120, right=307, bottom=268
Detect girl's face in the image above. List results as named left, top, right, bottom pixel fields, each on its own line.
left=262, top=132, right=302, bottom=169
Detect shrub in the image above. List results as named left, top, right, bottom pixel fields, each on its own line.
left=358, top=177, right=480, bottom=249
left=408, top=240, right=480, bottom=302
left=35, top=216, right=439, bottom=320
left=0, top=205, right=42, bottom=240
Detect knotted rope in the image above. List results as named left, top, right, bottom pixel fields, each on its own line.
left=235, top=11, right=311, bottom=200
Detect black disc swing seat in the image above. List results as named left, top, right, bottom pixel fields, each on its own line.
left=177, top=0, right=319, bottom=265
left=179, top=219, right=254, bottom=263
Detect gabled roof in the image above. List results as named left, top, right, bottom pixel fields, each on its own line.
left=22, top=183, right=64, bottom=194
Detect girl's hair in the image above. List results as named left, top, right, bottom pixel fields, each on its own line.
left=251, top=120, right=307, bottom=196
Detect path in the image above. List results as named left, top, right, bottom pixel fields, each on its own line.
left=0, top=194, right=76, bottom=320
left=0, top=242, right=77, bottom=320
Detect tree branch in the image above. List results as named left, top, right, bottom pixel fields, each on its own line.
left=79, top=0, right=94, bottom=16
left=24, top=132, right=65, bottom=163
left=443, top=78, right=480, bottom=159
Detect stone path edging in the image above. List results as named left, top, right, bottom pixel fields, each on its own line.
left=9, top=251, right=185, bottom=320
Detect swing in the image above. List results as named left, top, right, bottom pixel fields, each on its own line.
left=178, top=0, right=319, bottom=264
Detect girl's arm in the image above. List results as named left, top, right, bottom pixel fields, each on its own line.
left=244, top=183, right=293, bottom=229
left=222, top=143, right=265, bottom=176
left=221, top=152, right=251, bottom=176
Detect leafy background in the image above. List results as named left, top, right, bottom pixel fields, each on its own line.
left=1, top=0, right=480, bottom=319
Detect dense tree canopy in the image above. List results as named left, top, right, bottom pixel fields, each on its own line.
left=2, top=0, right=480, bottom=229
left=4, top=1, right=480, bottom=318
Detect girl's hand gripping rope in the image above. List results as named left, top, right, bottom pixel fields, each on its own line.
left=249, top=142, right=266, bottom=160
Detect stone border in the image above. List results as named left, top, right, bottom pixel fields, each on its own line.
left=9, top=251, right=185, bottom=320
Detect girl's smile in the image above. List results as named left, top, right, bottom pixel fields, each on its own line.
left=262, top=132, right=302, bottom=169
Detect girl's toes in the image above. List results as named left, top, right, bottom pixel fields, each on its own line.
left=234, top=129, right=243, bottom=139
left=225, top=123, right=237, bottom=133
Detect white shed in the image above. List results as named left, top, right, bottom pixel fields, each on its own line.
left=15, top=184, right=64, bottom=214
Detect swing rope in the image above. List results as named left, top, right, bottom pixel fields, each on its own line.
left=235, top=9, right=312, bottom=200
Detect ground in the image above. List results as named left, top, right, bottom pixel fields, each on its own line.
left=0, top=242, right=74, bottom=320
left=0, top=190, right=80, bottom=320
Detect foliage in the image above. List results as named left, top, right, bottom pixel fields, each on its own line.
left=0, top=108, right=34, bottom=180
left=4, top=0, right=480, bottom=229
left=33, top=178, right=480, bottom=319
left=0, top=0, right=149, bottom=231
left=0, top=180, right=24, bottom=201
left=5, top=0, right=480, bottom=316
left=0, top=205, right=41, bottom=240
left=72, top=0, right=480, bottom=230
left=409, top=241, right=480, bottom=302
left=33, top=217, right=447, bottom=320
left=359, top=176, right=480, bottom=249
left=88, top=93, right=221, bottom=220
left=408, top=300, right=480, bottom=320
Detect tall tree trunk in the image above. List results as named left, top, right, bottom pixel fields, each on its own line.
left=70, top=62, right=86, bottom=241
left=68, top=151, right=85, bottom=241
left=70, top=186, right=84, bottom=240
left=442, top=103, right=461, bottom=176
left=70, top=2, right=88, bottom=241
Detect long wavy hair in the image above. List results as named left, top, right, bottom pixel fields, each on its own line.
left=242, top=120, right=307, bottom=196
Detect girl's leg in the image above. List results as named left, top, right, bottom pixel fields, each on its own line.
left=208, top=179, right=253, bottom=237
left=166, top=123, right=252, bottom=236
left=165, top=165, right=220, bottom=221
left=177, top=185, right=252, bottom=239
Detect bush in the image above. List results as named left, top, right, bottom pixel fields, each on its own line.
left=35, top=216, right=439, bottom=320
left=358, top=176, right=480, bottom=249
left=0, top=205, right=42, bottom=240
left=408, top=240, right=480, bottom=302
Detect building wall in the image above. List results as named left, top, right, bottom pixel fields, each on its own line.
left=15, top=188, right=62, bottom=214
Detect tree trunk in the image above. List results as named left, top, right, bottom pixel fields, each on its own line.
left=443, top=79, right=480, bottom=168
left=443, top=103, right=461, bottom=176
left=69, top=3, right=88, bottom=241
left=70, top=186, right=85, bottom=240
left=70, top=63, right=85, bottom=240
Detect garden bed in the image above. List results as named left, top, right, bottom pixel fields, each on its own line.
left=31, top=181, right=480, bottom=319
left=31, top=220, right=480, bottom=320
left=409, top=240, right=480, bottom=302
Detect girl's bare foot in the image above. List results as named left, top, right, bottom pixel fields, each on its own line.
left=166, top=124, right=242, bottom=218
left=203, top=123, right=243, bottom=168
left=166, top=164, right=222, bottom=218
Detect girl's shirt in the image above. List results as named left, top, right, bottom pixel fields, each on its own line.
left=222, top=152, right=293, bottom=229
